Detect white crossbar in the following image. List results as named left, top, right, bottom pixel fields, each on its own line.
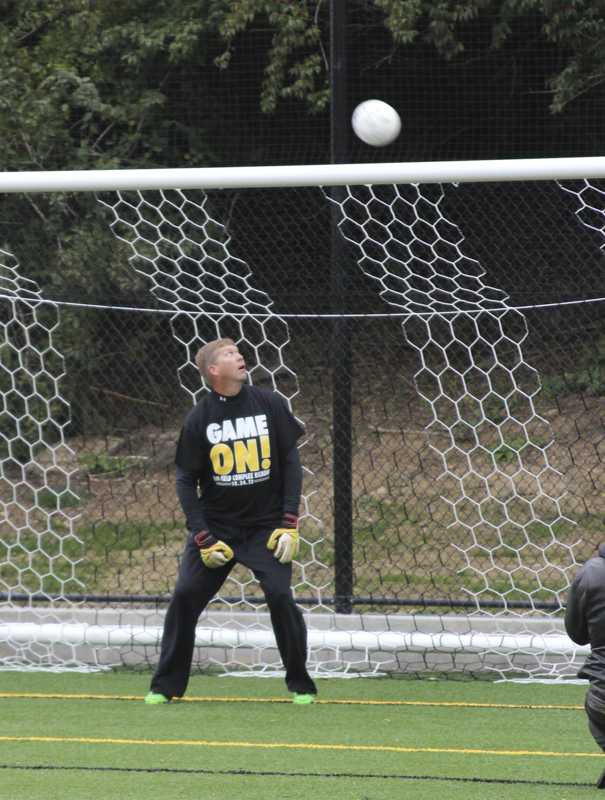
left=1, top=156, right=605, bottom=194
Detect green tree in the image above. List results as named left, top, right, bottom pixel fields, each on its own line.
left=214, top=0, right=605, bottom=114
left=2, top=0, right=604, bottom=182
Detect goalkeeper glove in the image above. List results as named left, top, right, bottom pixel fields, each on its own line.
left=267, top=514, right=300, bottom=564
left=194, top=530, right=234, bottom=569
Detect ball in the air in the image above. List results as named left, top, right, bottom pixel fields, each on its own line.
left=351, top=99, right=401, bottom=147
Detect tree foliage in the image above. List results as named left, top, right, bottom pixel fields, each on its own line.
left=0, top=0, right=602, bottom=184
left=2, top=0, right=604, bottom=176
left=216, top=0, right=605, bottom=115
left=374, top=0, right=605, bottom=114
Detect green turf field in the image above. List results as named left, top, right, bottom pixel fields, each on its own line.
left=0, top=671, right=602, bottom=799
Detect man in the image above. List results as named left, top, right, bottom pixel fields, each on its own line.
left=145, top=338, right=317, bottom=705
left=565, top=543, right=605, bottom=787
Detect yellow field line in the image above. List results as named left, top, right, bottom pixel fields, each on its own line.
left=0, top=734, right=601, bottom=758
left=0, top=692, right=584, bottom=711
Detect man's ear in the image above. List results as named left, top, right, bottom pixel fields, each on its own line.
left=598, top=543, right=605, bottom=559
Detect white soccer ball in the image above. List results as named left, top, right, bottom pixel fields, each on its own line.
left=351, top=99, right=401, bottom=147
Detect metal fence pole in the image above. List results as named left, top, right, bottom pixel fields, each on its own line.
left=330, top=0, right=353, bottom=613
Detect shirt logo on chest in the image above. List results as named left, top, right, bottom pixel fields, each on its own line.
left=206, top=414, right=271, bottom=486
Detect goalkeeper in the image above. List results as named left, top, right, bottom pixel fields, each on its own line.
left=146, top=338, right=316, bottom=705
left=565, top=544, right=605, bottom=787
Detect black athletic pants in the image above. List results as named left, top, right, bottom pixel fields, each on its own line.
left=150, top=527, right=317, bottom=699
left=586, top=684, right=605, bottom=751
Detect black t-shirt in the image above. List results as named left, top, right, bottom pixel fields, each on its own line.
left=566, top=552, right=605, bottom=687
left=175, top=384, right=304, bottom=529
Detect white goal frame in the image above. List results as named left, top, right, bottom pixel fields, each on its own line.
left=1, top=156, right=605, bottom=195
left=2, top=155, right=604, bottom=678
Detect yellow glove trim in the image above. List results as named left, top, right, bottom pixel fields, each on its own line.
left=200, top=540, right=234, bottom=568
left=267, top=528, right=295, bottom=550
left=267, top=528, right=299, bottom=560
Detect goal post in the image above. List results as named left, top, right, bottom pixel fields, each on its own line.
left=1, top=157, right=604, bottom=679
left=2, top=156, right=605, bottom=194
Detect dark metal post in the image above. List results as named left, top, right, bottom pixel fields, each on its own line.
left=330, top=0, right=353, bottom=614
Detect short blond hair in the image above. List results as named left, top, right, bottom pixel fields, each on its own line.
left=195, top=338, right=235, bottom=381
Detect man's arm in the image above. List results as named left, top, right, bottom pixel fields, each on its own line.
left=175, top=465, right=208, bottom=533
left=267, top=446, right=302, bottom=564
left=175, top=465, right=234, bottom=568
left=282, top=445, right=302, bottom=519
left=565, top=568, right=590, bottom=645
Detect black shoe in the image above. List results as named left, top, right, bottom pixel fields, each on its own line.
left=596, top=767, right=605, bottom=789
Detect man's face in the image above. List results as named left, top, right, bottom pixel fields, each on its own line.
left=210, top=344, right=247, bottom=384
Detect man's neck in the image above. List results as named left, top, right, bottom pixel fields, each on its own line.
left=211, top=379, right=245, bottom=398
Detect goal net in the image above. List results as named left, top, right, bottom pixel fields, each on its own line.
left=1, top=158, right=604, bottom=678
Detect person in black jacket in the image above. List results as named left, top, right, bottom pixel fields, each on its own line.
left=145, top=338, right=317, bottom=705
left=565, top=544, right=605, bottom=787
